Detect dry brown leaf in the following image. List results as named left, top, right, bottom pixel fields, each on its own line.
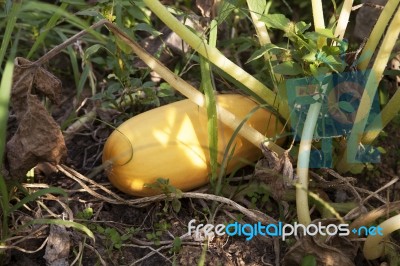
left=282, top=219, right=358, bottom=266
left=254, top=144, right=296, bottom=199
left=6, top=57, right=67, bottom=179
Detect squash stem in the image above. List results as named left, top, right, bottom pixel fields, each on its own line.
left=296, top=83, right=328, bottom=225
left=363, top=214, right=400, bottom=260
left=246, top=0, right=282, bottom=84
left=357, top=0, right=400, bottom=70
left=337, top=6, right=400, bottom=172
left=295, top=0, right=329, bottom=225
left=333, top=0, right=353, bottom=40
left=311, top=0, right=327, bottom=48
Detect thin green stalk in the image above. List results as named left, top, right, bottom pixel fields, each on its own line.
left=201, top=20, right=218, bottom=184
left=0, top=0, right=21, bottom=71
left=0, top=61, right=14, bottom=240
left=362, top=87, right=400, bottom=144
left=295, top=0, right=329, bottom=225
left=142, top=0, right=289, bottom=120
left=358, top=0, right=400, bottom=70
left=54, top=29, right=81, bottom=89
left=296, top=83, right=328, bottom=225
left=337, top=6, right=400, bottom=172
left=246, top=0, right=282, bottom=88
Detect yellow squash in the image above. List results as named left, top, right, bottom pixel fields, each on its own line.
left=102, top=94, right=284, bottom=196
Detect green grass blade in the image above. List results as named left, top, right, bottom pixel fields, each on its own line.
left=9, top=187, right=67, bottom=213
left=27, top=2, right=69, bottom=59
left=0, top=0, right=21, bottom=71
left=77, top=64, right=90, bottom=100
left=215, top=105, right=263, bottom=195
left=21, top=2, right=104, bottom=42
left=54, top=29, right=81, bottom=88
left=201, top=19, right=219, bottom=184
left=21, top=219, right=95, bottom=240
left=0, top=60, right=15, bottom=239
left=0, top=61, right=14, bottom=165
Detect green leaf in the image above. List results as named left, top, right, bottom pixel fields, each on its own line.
left=116, top=36, right=132, bottom=54
left=171, top=198, right=181, bottom=213
left=349, top=164, right=365, bottom=174
left=247, top=0, right=267, bottom=15
left=301, top=254, right=317, bottom=266
left=302, top=52, right=316, bottom=62
left=319, top=54, right=346, bottom=72
left=322, top=45, right=342, bottom=56
left=85, top=44, right=104, bottom=59
left=310, top=64, right=330, bottom=79
left=133, top=23, right=161, bottom=36
left=295, top=21, right=311, bottom=33
left=172, top=237, right=182, bottom=253
left=28, top=219, right=94, bottom=240
left=304, top=28, right=337, bottom=41
left=76, top=8, right=100, bottom=17
left=246, top=43, right=283, bottom=63
left=273, top=61, right=303, bottom=75
left=338, top=101, right=355, bottom=113
left=377, top=146, right=386, bottom=154
left=296, top=96, right=317, bottom=106
left=217, top=0, right=239, bottom=24
left=260, top=14, right=291, bottom=31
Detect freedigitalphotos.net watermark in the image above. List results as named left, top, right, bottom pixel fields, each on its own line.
left=286, top=70, right=382, bottom=167
left=188, top=219, right=383, bottom=241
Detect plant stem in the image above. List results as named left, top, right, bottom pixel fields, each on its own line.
left=296, top=83, right=328, bottom=225
left=295, top=0, right=329, bottom=225
left=0, top=61, right=15, bottom=241
left=246, top=0, right=282, bottom=89
left=311, top=0, right=326, bottom=47
left=201, top=19, right=218, bottom=183
left=333, top=0, right=353, bottom=40
left=362, top=87, right=400, bottom=144
left=337, top=6, right=400, bottom=172
left=363, top=214, right=400, bottom=260
left=358, top=0, right=400, bottom=70
left=142, top=0, right=289, bottom=120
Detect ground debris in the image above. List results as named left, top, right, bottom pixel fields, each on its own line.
left=43, top=225, right=71, bottom=266
left=282, top=219, right=357, bottom=266
left=6, top=57, right=67, bottom=179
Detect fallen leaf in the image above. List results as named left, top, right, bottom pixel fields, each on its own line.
left=254, top=144, right=296, bottom=199
left=6, top=57, right=67, bottom=179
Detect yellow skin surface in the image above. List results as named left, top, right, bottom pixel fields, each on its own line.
left=102, top=94, right=285, bottom=196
